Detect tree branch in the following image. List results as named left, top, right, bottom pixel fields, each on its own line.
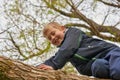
left=0, top=56, right=111, bottom=80
left=98, top=0, right=120, bottom=8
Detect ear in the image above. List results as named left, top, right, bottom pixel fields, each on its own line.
left=60, top=26, right=66, bottom=32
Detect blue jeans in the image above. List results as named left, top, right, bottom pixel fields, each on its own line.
left=91, top=59, right=110, bottom=78
left=92, top=47, right=120, bottom=80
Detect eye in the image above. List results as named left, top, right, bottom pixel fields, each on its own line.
left=51, top=32, right=55, bottom=35
left=48, top=36, right=51, bottom=40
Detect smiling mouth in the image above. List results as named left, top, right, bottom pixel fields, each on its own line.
left=54, top=37, right=59, bottom=44
left=54, top=39, right=58, bottom=44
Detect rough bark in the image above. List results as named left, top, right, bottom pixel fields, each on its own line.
left=0, top=56, right=111, bottom=80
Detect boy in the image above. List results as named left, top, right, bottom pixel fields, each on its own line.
left=37, top=22, right=120, bottom=80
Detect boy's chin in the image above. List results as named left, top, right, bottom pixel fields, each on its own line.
left=56, top=43, right=62, bottom=47
left=54, top=43, right=61, bottom=47
left=55, top=44, right=60, bottom=46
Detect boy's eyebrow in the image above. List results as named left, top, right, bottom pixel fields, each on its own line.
left=51, top=31, right=55, bottom=34
left=49, top=30, right=54, bottom=34
left=46, top=31, right=52, bottom=39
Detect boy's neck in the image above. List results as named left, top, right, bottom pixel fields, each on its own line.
left=64, top=28, right=68, bottom=34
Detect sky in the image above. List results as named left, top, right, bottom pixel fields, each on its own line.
left=0, top=0, right=8, bottom=32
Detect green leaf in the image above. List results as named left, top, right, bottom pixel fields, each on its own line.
left=48, top=10, right=54, bottom=14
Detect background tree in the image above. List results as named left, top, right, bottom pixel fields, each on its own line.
left=43, top=0, right=120, bottom=42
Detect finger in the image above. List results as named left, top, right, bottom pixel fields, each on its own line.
left=42, top=67, right=53, bottom=70
left=37, top=64, right=46, bottom=68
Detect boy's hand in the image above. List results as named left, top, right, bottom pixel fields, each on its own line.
left=36, top=64, right=53, bottom=70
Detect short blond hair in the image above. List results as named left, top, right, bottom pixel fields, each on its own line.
left=43, top=22, right=63, bottom=37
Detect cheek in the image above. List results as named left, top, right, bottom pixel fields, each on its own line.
left=61, top=33, right=64, bottom=39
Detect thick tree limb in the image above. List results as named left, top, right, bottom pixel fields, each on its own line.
left=0, top=56, right=110, bottom=80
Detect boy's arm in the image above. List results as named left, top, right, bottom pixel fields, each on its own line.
left=36, top=55, right=60, bottom=70
left=36, top=53, right=67, bottom=70
left=36, top=56, right=55, bottom=70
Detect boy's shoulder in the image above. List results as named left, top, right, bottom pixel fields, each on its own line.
left=67, top=27, right=79, bottom=31
left=58, top=27, right=84, bottom=48
left=66, top=27, right=84, bottom=35
left=66, top=27, right=78, bottom=33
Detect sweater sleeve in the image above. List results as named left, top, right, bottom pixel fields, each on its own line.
left=44, top=48, right=76, bottom=69
left=44, top=28, right=83, bottom=69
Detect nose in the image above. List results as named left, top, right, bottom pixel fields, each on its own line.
left=51, top=35, right=55, bottom=41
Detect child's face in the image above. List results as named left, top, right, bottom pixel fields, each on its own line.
left=45, top=27, right=65, bottom=46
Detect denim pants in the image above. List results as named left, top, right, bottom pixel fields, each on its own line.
left=91, top=47, right=120, bottom=80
